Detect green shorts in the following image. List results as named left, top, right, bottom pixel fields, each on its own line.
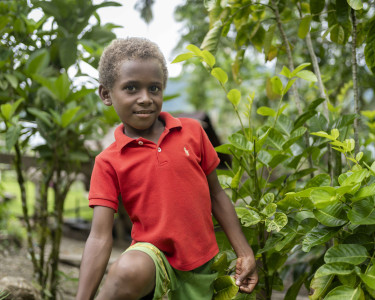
left=125, top=243, right=218, bottom=300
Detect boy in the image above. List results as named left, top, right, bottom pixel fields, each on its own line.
left=76, top=37, right=258, bottom=300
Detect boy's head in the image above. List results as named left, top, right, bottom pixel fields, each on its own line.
left=98, top=37, right=168, bottom=90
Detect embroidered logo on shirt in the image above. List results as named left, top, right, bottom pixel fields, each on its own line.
left=184, top=147, right=190, bottom=156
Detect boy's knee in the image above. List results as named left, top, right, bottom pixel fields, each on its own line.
left=102, top=251, right=155, bottom=299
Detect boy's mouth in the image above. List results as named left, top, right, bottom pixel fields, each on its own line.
left=134, top=110, right=154, bottom=115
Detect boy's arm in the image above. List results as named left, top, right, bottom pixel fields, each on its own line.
left=76, top=206, right=115, bottom=300
left=207, top=170, right=258, bottom=294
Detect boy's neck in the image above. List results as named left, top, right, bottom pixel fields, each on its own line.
left=123, top=118, right=165, bottom=144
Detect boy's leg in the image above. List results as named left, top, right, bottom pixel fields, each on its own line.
left=96, top=250, right=156, bottom=300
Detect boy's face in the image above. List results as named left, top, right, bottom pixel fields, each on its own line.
left=100, top=58, right=164, bottom=137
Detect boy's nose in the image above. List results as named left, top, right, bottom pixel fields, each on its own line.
left=137, top=89, right=152, bottom=105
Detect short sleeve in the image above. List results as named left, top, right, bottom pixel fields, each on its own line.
left=199, top=125, right=220, bottom=175
left=88, top=155, right=120, bottom=212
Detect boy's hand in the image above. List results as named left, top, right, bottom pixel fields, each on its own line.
left=234, top=256, right=258, bottom=293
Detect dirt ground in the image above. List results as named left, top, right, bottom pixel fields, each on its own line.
left=0, top=234, right=128, bottom=300
left=0, top=234, right=309, bottom=300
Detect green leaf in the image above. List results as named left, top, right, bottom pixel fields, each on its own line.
left=298, top=15, right=312, bottom=39
left=265, top=212, right=288, bottom=232
left=310, top=187, right=338, bottom=209
left=228, top=133, right=253, bottom=151
left=325, top=286, right=364, bottom=300
left=282, top=126, right=306, bottom=149
left=186, top=44, right=202, bottom=56
left=355, top=152, right=363, bottom=162
left=61, top=107, right=81, bottom=128
left=257, top=106, right=276, bottom=117
left=353, top=183, right=375, bottom=201
left=310, top=0, right=325, bottom=16
left=311, top=131, right=336, bottom=140
left=266, top=128, right=286, bottom=150
left=230, top=167, right=243, bottom=189
left=302, top=226, right=339, bottom=252
left=201, top=20, right=223, bottom=53
left=211, top=67, right=228, bottom=85
left=24, top=49, right=50, bottom=75
left=315, top=263, right=355, bottom=278
left=213, top=276, right=239, bottom=300
left=325, top=244, right=369, bottom=265
left=364, top=19, right=375, bottom=74
left=283, top=78, right=297, bottom=95
left=54, top=72, right=71, bottom=102
left=313, top=203, right=347, bottom=227
left=4, top=74, right=18, bottom=89
left=171, top=52, right=195, bottom=63
left=261, top=203, right=277, bottom=217
left=0, top=103, right=12, bottom=120
left=201, top=50, right=216, bottom=67
left=359, top=265, right=375, bottom=289
left=295, top=70, right=318, bottom=82
left=305, top=174, right=331, bottom=188
left=235, top=207, right=261, bottom=227
left=59, top=37, right=77, bottom=69
left=270, top=76, right=283, bottom=95
left=290, top=63, right=311, bottom=77
left=27, top=108, right=52, bottom=127
left=348, top=199, right=375, bottom=225
left=6, top=125, right=21, bottom=151
left=347, top=0, right=363, bottom=10
left=227, top=89, right=241, bottom=106
left=341, top=169, right=369, bottom=186
left=279, top=66, right=291, bottom=78
left=310, top=275, right=334, bottom=300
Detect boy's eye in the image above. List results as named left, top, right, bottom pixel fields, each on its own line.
left=150, top=86, right=160, bottom=92
left=124, top=85, right=136, bottom=92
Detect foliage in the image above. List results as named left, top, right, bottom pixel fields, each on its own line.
left=0, top=0, right=120, bottom=298
left=173, top=1, right=375, bottom=291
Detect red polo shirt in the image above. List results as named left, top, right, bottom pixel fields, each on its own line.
left=88, top=112, right=220, bottom=270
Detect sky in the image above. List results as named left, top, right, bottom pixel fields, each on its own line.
left=94, top=0, right=184, bottom=78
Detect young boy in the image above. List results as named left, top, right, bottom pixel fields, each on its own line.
left=76, top=37, right=258, bottom=300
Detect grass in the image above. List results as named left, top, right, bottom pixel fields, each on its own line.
left=1, top=170, right=93, bottom=221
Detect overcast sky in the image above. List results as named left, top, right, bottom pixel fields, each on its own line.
left=95, top=0, right=184, bottom=77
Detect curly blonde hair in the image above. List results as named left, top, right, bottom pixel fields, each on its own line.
left=98, top=37, right=168, bottom=90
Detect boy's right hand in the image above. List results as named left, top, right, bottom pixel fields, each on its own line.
left=234, top=255, right=258, bottom=293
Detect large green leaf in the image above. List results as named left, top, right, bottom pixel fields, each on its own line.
left=364, top=19, right=375, bottom=73
left=309, top=275, right=334, bottom=300
left=61, top=107, right=81, bottom=128
left=315, top=263, right=355, bottom=278
left=266, top=128, right=286, bottom=150
left=313, top=203, right=347, bottom=227
left=201, top=20, right=223, bottom=53
left=24, top=49, right=50, bottom=75
left=302, top=226, right=339, bottom=252
left=59, top=37, right=77, bottom=69
left=348, top=198, right=375, bottom=225
left=172, top=52, right=195, bottom=64
left=213, top=276, right=239, bottom=300
left=353, top=182, right=375, bottom=201
left=211, top=67, right=228, bottom=85
left=305, top=173, right=331, bottom=188
left=275, top=114, right=293, bottom=136
left=265, top=212, right=288, bottom=232
left=6, top=124, right=21, bottom=151
left=324, top=244, right=369, bottom=265
left=324, top=286, right=364, bottom=300
left=341, top=169, right=369, bottom=186
left=282, top=127, right=306, bottom=149
left=298, top=15, right=312, bottom=39
left=347, top=0, right=363, bottom=10
left=235, top=207, right=261, bottom=227
left=310, top=187, right=338, bottom=209
left=359, top=265, right=375, bottom=289
left=228, top=133, right=253, bottom=151
left=227, top=89, right=241, bottom=107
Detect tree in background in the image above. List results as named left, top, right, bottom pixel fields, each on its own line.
left=0, top=0, right=120, bottom=298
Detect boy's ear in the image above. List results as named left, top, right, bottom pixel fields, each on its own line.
left=99, top=85, right=112, bottom=106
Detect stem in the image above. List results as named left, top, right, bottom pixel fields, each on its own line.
left=351, top=8, right=360, bottom=154
left=14, top=142, right=39, bottom=276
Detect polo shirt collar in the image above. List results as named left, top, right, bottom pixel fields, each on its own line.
left=114, top=112, right=182, bottom=151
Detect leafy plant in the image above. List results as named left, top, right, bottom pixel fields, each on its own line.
left=173, top=42, right=374, bottom=299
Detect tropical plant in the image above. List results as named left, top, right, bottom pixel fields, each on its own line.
left=0, top=0, right=120, bottom=298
